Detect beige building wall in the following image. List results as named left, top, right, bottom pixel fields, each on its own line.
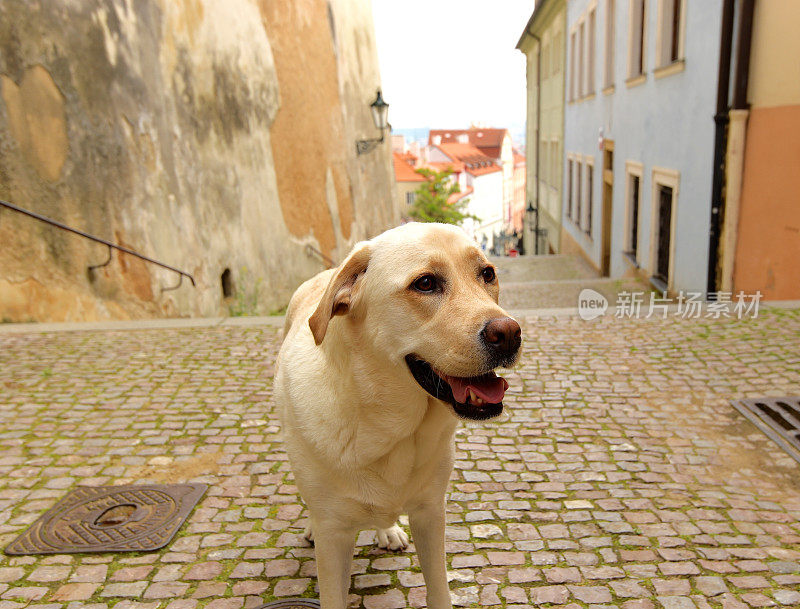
left=745, top=0, right=800, bottom=109
left=500, top=134, right=514, bottom=227
left=396, top=180, right=422, bottom=220
left=729, top=0, right=800, bottom=300
left=518, top=0, right=566, bottom=254
left=0, top=0, right=396, bottom=322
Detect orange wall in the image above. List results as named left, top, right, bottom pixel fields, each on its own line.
left=733, top=105, right=800, bottom=299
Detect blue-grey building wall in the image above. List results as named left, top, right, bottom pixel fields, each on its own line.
left=563, top=0, right=723, bottom=293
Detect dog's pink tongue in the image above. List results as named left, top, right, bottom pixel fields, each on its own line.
left=445, top=374, right=509, bottom=404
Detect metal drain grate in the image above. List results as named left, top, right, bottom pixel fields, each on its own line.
left=731, top=397, right=800, bottom=465
left=5, top=483, right=207, bottom=555
left=253, top=601, right=320, bottom=609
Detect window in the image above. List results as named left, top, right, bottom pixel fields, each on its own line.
left=406, top=192, right=416, bottom=205
left=551, top=140, right=559, bottom=189
left=553, top=31, right=562, bottom=74
left=221, top=268, right=234, bottom=299
left=578, top=20, right=586, bottom=97
left=587, top=8, right=596, bottom=94
left=624, top=161, right=643, bottom=261
left=657, top=0, right=685, bottom=67
left=628, top=0, right=646, bottom=79
left=576, top=160, right=583, bottom=225
left=604, top=0, right=615, bottom=88
left=567, top=157, right=574, bottom=219
left=541, top=143, right=549, bottom=186
left=585, top=158, right=594, bottom=235
left=570, top=31, right=577, bottom=100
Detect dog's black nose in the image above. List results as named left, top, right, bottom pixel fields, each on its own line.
left=481, top=317, right=521, bottom=358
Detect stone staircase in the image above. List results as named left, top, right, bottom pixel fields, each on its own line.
left=491, top=254, right=649, bottom=310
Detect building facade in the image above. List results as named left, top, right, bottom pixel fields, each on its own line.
left=511, top=152, right=527, bottom=234
left=723, top=0, right=800, bottom=299
left=429, top=128, right=514, bottom=234
left=392, top=151, right=426, bottom=217
left=517, top=0, right=567, bottom=255
left=429, top=143, right=504, bottom=250
left=559, top=0, right=722, bottom=295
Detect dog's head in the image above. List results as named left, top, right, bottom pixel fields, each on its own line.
left=309, top=222, right=521, bottom=421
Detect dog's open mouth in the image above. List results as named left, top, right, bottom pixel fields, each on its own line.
left=405, top=355, right=508, bottom=420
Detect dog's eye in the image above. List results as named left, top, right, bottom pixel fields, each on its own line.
left=481, top=266, right=496, bottom=283
left=412, top=275, right=437, bottom=293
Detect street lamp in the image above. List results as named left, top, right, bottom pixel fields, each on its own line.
left=356, top=89, right=390, bottom=155
left=526, top=200, right=540, bottom=255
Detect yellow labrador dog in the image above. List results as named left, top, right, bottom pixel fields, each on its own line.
left=275, top=222, right=521, bottom=609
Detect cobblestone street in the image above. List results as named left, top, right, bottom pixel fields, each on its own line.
left=1, top=300, right=800, bottom=609
left=491, top=255, right=650, bottom=310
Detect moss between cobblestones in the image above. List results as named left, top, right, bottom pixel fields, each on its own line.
left=2, top=315, right=800, bottom=607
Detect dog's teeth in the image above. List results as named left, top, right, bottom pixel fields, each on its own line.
left=468, top=389, right=477, bottom=403
left=475, top=397, right=484, bottom=406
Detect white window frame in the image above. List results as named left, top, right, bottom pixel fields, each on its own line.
left=575, top=158, right=584, bottom=226
left=627, top=0, right=647, bottom=81
left=567, top=155, right=576, bottom=220
left=649, top=167, right=680, bottom=291
left=552, top=140, right=559, bottom=191
left=578, top=18, right=586, bottom=98
left=604, top=0, right=615, bottom=89
left=569, top=30, right=578, bottom=101
left=624, top=160, right=644, bottom=261
left=553, top=30, right=562, bottom=75
left=406, top=191, right=416, bottom=206
left=655, top=0, right=686, bottom=69
left=587, top=4, right=597, bottom=95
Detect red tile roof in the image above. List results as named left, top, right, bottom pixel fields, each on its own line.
left=435, top=143, right=502, bottom=177
left=447, top=185, right=473, bottom=204
left=478, top=146, right=502, bottom=159
left=427, top=160, right=465, bottom=173
left=514, top=152, right=526, bottom=167
left=428, top=128, right=510, bottom=160
left=392, top=152, right=426, bottom=182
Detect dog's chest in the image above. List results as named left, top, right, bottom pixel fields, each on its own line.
left=355, top=403, right=457, bottom=511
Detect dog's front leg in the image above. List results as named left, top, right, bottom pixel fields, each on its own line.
left=409, top=500, right=452, bottom=609
left=312, top=518, right=356, bottom=609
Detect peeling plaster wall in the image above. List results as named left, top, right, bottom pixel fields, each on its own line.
left=0, top=0, right=396, bottom=322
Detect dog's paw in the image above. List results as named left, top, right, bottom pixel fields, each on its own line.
left=376, top=524, right=410, bottom=551
left=303, top=524, right=315, bottom=545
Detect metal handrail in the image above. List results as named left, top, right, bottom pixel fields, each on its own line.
left=305, top=243, right=336, bottom=269
left=0, top=199, right=195, bottom=290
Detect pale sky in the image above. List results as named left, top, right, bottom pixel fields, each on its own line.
left=371, top=0, right=535, bottom=133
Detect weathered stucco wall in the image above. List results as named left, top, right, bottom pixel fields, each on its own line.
left=519, top=0, right=566, bottom=254
left=0, top=0, right=397, bottom=322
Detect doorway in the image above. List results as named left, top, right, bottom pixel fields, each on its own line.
left=601, top=140, right=614, bottom=276
left=654, top=185, right=673, bottom=286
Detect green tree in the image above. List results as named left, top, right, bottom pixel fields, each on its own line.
left=408, top=167, right=479, bottom=225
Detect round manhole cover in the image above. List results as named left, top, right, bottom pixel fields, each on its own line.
left=253, top=601, right=320, bottom=609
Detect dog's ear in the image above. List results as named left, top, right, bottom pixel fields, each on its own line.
left=309, top=243, right=371, bottom=345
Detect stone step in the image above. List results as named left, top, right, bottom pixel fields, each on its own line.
left=489, top=254, right=600, bottom=283
left=499, top=277, right=649, bottom=310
